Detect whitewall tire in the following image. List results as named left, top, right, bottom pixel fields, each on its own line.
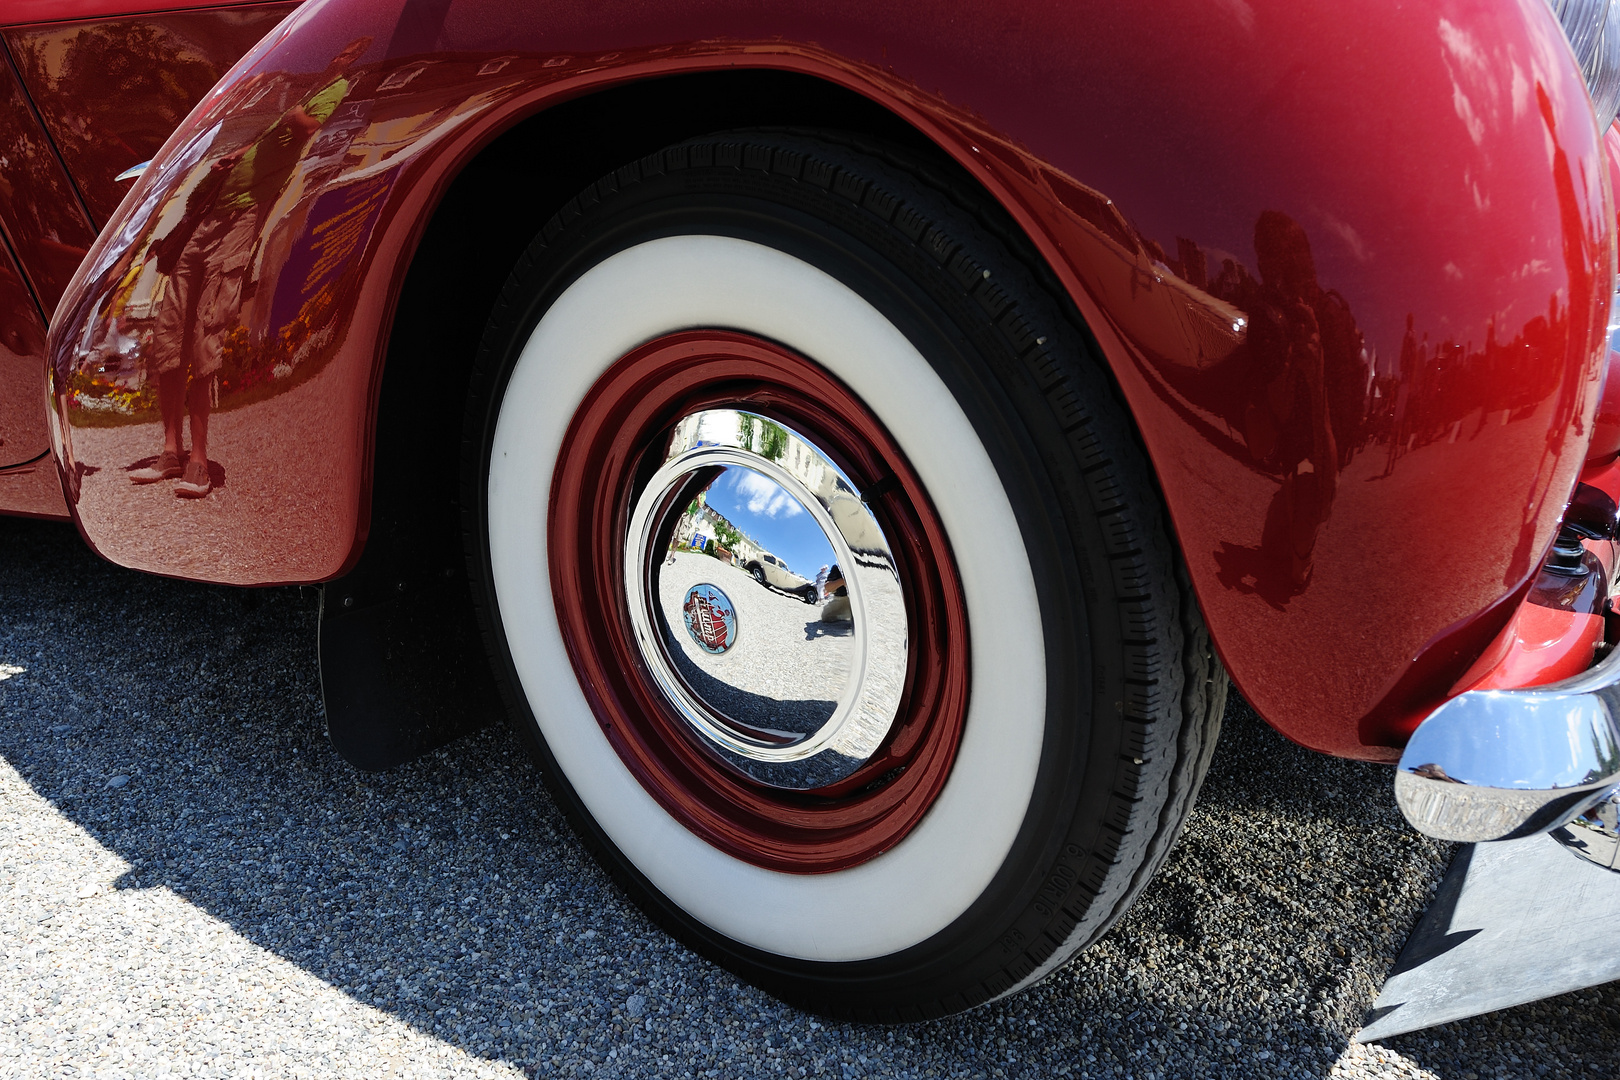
left=463, top=133, right=1226, bottom=1020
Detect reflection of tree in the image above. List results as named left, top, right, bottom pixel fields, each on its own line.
left=706, top=513, right=744, bottom=555
left=7, top=8, right=292, bottom=225
left=12, top=23, right=218, bottom=158
left=0, top=62, right=93, bottom=310
left=737, top=414, right=789, bottom=461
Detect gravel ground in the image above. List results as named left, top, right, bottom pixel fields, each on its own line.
left=1, top=514, right=1615, bottom=1079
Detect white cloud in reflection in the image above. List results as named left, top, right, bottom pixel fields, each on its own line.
left=734, top=471, right=803, bottom=519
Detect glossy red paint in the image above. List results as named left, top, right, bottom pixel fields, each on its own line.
left=4, top=3, right=300, bottom=228
left=0, top=0, right=298, bottom=519
left=43, top=0, right=1616, bottom=759
left=5, top=2, right=276, bottom=25
left=1469, top=591, right=1607, bottom=691
left=1457, top=458, right=1620, bottom=692
left=549, top=331, right=968, bottom=873
left=0, top=44, right=96, bottom=317
left=0, top=228, right=67, bottom=518
left=0, top=244, right=45, bottom=455
left=0, top=455, right=69, bottom=519
left=0, top=233, right=64, bottom=515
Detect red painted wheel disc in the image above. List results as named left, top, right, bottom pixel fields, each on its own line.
left=548, top=330, right=969, bottom=873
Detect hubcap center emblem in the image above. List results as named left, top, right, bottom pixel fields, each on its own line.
left=682, top=583, right=737, bottom=654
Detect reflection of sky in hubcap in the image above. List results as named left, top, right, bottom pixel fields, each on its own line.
left=660, top=457, right=848, bottom=736
left=700, top=464, right=841, bottom=583
left=626, top=407, right=908, bottom=789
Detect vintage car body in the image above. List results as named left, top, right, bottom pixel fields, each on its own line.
left=24, top=0, right=1614, bottom=763
left=750, top=552, right=814, bottom=598
left=8, top=0, right=1620, bottom=1018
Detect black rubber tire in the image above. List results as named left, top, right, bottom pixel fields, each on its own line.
left=462, top=131, right=1227, bottom=1021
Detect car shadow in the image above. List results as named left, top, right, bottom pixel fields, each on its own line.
left=662, top=620, right=837, bottom=736
left=0, top=513, right=1613, bottom=1079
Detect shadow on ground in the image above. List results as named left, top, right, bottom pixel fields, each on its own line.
left=1, top=515, right=1614, bottom=1078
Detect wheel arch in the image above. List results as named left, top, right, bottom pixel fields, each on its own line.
left=375, top=66, right=965, bottom=552
left=47, top=0, right=1611, bottom=760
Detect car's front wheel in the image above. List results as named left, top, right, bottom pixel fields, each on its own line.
left=463, top=132, right=1225, bottom=1020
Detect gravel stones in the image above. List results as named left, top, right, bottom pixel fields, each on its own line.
left=657, top=552, right=847, bottom=735
left=1, top=514, right=1615, bottom=1078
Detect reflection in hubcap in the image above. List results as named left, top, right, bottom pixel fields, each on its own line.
left=548, top=329, right=970, bottom=869
left=682, top=583, right=737, bottom=654
left=625, top=409, right=908, bottom=790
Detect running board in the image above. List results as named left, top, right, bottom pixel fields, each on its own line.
left=1358, top=833, right=1620, bottom=1042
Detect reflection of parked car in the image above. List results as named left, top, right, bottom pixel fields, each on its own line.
left=745, top=551, right=817, bottom=602
left=9, top=0, right=1620, bottom=1027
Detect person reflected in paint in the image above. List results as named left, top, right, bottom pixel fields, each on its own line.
left=1213, top=211, right=1361, bottom=608
left=131, top=37, right=371, bottom=497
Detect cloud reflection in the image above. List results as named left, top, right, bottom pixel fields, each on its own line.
left=733, top=469, right=802, bottom=519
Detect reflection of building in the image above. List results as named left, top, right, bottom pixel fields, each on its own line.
left=669, top=499, right=766, bottom=568
left=666, top=409, right=893, bottom=566
left=253, top=78, right=504, bottom=302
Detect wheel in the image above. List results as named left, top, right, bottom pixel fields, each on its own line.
left=750, top=565, right=766, bottom=586
left=463, top=132, right=1226, bottom=1020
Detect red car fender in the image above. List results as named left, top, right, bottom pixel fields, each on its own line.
left=45, top=0, right=1614, bottom=760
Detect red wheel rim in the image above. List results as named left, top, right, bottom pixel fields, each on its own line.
left=548, top=331, right=969, bottom=873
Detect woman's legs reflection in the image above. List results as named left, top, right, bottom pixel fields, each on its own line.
left=175, top=372, right=212, bottom=497
left=129, top=369, right=188, bottom=483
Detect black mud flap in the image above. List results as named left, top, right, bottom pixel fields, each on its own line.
left=1358, top=834, right=1620, bottom=1041
left=318, top=557, right=499, bottom=772
left=318, top=132, right=526, bottom=772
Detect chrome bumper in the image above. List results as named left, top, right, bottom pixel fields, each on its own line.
left=1395, top=644, right=1620, bottom=843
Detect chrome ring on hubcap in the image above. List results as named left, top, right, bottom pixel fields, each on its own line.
left=625, top=409, right=908, bottom=790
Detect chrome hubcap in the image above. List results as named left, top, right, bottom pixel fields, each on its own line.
left=624, top=409, right=908, bottom=790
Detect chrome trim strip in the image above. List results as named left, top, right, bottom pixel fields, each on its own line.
left=113, top=160, right=151, bottom=183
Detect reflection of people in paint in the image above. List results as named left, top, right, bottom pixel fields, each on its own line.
left=1214, top=212, right=1354, bottom=609
left=820, top=563, right=851, bottom=622
left=131, top=37, right=370, bottom=497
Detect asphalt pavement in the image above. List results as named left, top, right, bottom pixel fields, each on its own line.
left=0, top=514, right=1615, bottom=1079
